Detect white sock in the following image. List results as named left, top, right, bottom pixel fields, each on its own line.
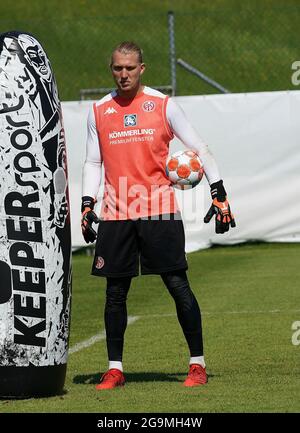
left=109, top=361, right=123, bottom=372
left=189, top=356, right=205, bottom=368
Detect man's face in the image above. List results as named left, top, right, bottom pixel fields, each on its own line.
left=26, top=46, right=47, bottom=74
left=18, top=34, right=51, bottom=81
left=111, top=51, right=145, bottom=96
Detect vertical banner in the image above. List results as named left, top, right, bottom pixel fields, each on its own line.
left=0, top=31, right=72, bottom=397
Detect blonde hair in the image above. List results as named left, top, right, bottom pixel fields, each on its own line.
left=110, top=41, right=143, bottom=66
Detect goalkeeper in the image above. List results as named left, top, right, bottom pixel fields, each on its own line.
left=81, top=41, right=235, bottom=390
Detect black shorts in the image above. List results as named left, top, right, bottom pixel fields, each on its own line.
left=91, top=213, right=188, bottom=278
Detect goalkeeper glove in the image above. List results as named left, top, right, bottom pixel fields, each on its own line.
left=81, top=196, right=99, bottom=243
left=204, top=180, right=236, bottom=234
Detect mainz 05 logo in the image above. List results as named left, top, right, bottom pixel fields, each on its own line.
left=142, top=101, right=155, bottom=112
left=124, top=114, right=137, bottom=127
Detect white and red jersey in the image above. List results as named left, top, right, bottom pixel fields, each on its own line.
left=82, top=86, right=221, bottom=220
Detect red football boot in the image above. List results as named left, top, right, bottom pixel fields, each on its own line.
left=95, top=368, right=125, bottom=390
left=183, top=364, right=207, bottom=387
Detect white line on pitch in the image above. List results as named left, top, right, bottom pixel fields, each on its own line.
left=135, top=309, right=300, bottom=318
left=69, top=308, right=300, bottom=354
left=203, top=309, right=300, bottom=316
left=69, top=315, right=139, bottom=355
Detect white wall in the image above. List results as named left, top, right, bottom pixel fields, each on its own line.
left=62, top=90, right=300, bottom=251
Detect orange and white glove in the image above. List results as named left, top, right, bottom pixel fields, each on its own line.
left=204, top=180, right=236, bottom=234
left=81, top=196, right=99, bottom=243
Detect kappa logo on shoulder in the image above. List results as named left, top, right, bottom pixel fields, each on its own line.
left=124, top=114, right=137, bottom=127
left=104, top=107, right=117, bottom=115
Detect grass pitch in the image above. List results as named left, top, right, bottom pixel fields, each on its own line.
left=1, top=242, right=300, bottom=413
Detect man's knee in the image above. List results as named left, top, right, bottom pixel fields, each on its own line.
left=161, top=270, right=194, bottom=309
left=106, top=277, right=131, bottom=309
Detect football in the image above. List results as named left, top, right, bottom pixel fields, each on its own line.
left=166, top=150, right=204, bottom=190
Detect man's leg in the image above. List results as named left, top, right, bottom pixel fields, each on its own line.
left=161, top=269, right=207, bottom=386
left=96, top=276, right=131, bottom=389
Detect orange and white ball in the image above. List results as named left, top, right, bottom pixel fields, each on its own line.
left=166, top=150, right=204, bottom=190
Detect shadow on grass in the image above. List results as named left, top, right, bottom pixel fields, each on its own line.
left=73, top=371, right=185, bottom=385
left=0, top=389, right=68, bottom=401
left=73, top=371, right=215, bottom=385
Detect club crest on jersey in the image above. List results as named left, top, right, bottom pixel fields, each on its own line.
left=95, top=256, right=105, bottom=269
left=142, top=100, right=156, bottom=112
left=124, top=114, right=137, bottom=127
